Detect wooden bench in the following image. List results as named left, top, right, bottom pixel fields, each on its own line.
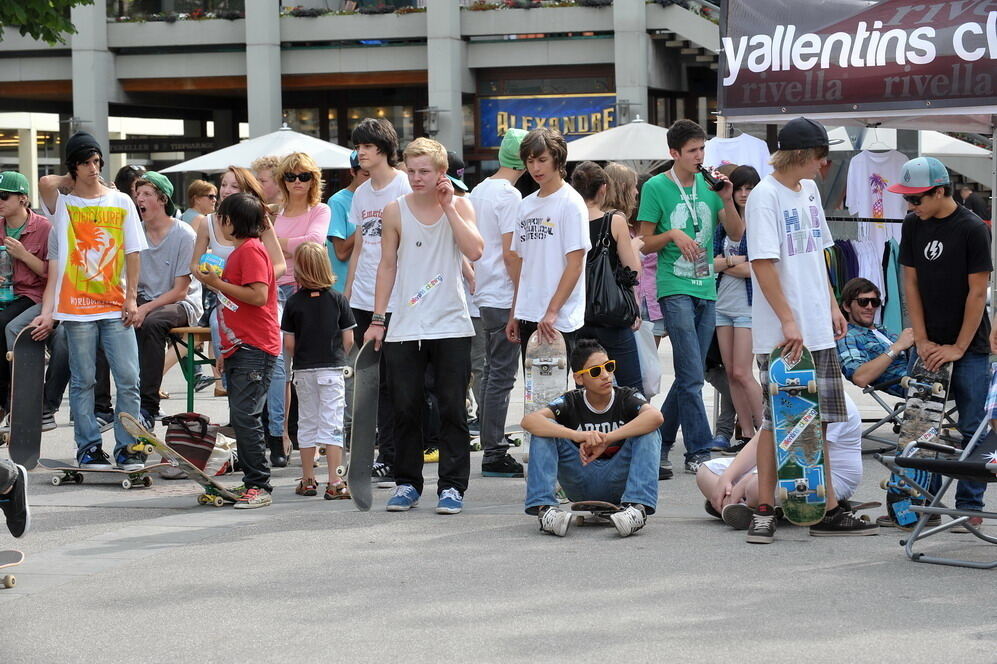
left=167, top=327, right=215, bottom=412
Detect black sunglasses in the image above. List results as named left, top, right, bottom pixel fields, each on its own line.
left=902, top=188, right=938, bottom=206
left=205, top=194, right=218, bottom=200
left=0, top=192, right=14, bottom=201
left=283, top=172, right=314, bottom=183
left=853, top=297, right=882, bottom=308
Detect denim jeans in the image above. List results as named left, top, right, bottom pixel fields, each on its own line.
left=658, top=295, right=716, bottom=463
left=5, top=303, right=70, bottom=416
left=524, top=431, right=661, bottom=513
left=479, top=306, right=521, bottom=460
left=577, top=324, right=642, bottom=391
left=225, top=345, right=277, bottom=491
left=950, top=351, right=988, bottom=511
left=64, top=318, right=141, bottom=457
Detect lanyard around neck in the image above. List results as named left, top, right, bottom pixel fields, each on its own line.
left=669, top=169, right=701, bottom=234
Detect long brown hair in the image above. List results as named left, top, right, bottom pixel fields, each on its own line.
left=604, top=162, right=638, bottom=219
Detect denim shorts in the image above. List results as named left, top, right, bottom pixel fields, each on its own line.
left=639, top=299, right=665, bottom=337
left=716, top=311, right=752, bottom=328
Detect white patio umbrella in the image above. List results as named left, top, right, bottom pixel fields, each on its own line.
left=566, top=116, right=671, bottom=173
left=160, top=126, right=353, bottom=173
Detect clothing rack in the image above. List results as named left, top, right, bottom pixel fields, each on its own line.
left=826, top=216, right=905, bottom=224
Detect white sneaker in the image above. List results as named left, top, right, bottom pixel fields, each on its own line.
left=538, top=506, right=571, bottom=537
left=610, top=504, right=647, bottom=537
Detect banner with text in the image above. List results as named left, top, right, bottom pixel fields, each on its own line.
left=478, top=94, right=617, bottom=149
left=719, top=0, right=997, bottom=116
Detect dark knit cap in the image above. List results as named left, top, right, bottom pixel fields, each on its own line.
left=65, top=131, right=103, bottom=163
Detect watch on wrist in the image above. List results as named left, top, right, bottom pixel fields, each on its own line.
left=884, top=348, right=897, bottom=360
left=371, top=313, right=386, bottom=324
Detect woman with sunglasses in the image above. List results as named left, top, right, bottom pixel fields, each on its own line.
left=522, top=339, right=663, bottom=538
left=181, top=180, right=217, bottom=225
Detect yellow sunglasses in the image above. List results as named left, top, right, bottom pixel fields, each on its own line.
left=574, top=360, right=616, bottom=379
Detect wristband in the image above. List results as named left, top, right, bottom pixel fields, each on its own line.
left=369, top=320, right=385, bottom=328
left=371, top=313, right=386, bottom=323
left=884, top=348, right=897, bottom=360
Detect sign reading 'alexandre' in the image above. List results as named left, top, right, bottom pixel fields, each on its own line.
left=719, top=0, right=997, bottom=116
left=478, top=94, right=617, bottom=149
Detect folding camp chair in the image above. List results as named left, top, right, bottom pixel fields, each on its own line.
left=877, top=417, right=997, bottom=569
left=858, top=376, right=961, bottom=454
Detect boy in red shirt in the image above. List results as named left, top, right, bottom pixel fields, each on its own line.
left=194, top=192, right=281, bottom=509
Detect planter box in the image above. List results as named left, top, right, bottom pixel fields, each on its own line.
left=280, top=12, right=427, bottom=43
left=461, top=6, right=612, bottom=37
left=107, top=19, right=246, bottom=49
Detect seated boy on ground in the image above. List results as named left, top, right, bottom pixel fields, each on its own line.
left=695, top=393, right=864, bottom=532
left=522, top=339, right=662, bottom=537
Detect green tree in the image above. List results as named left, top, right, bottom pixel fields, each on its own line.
left=0, top=1, right=95, bottom=45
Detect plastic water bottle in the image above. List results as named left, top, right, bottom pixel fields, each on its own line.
left=0, top=246, right=13, bottom=306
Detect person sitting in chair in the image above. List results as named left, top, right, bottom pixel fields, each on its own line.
left=522, top=339, right=662, bottom=538
left=836, top=278, right=912, bottom=397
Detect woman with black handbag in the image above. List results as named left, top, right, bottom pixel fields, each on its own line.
left=572, top=162, right=643, bottom=390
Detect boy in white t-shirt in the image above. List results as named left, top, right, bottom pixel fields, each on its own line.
left=745, top=118, right=877, bottom=543
left=506, top=128, right=590, bottom=358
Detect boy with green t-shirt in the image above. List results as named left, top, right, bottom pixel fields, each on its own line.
left=637, top=120, right=743, bottom=476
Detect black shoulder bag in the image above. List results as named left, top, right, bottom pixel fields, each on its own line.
left=584, top=212, right=639, bottom=328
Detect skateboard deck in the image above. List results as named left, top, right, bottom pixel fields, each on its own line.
left=6, top=327, right=45, bottom=469
left=340, top=341, right=379, bottom=511
left=40, top=458, right=169, bottom=490
left=768, top=347, right=827, bottom=526
left=469, top=428, right=524, bottom=452
left=570, top=500, right=622, bottom=526
left=524, top=331, right=569, bottom=453
left=0, top=550, right=23, bottom=589
left=119, top=413, right=241, bottom=506
left=884, top=358, right=952, bottom=527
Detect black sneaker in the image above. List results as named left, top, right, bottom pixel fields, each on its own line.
left=41, top=412, right=57, bottom=432
left=372, top=462, right=394, bottom=488
left=746, top=504, right=778, bottom=544
left=77, top=444, right=113, bottom=470
left=482, top=454, right=524, bottom=478
left=194, top=374, right=218, bottom=393
left=721, top=503, right=755, bottom=530
left=704, top=500, right=721, bottom=519
left=467, top=418, right=481, bottom=437
left=810, top=507, right=880, bottom=537
left=94, top=411, right=115, bottom=433
left=721, top=440, right=750, bottom=457
left=116, top=450, right=148, bottom=472
left=658, top=466, right=673, bottom=481
left=0, top=463, right=30, bottom=538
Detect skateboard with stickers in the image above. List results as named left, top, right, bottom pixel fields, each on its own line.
left=523, top=331, right=569, bottom=459
left=882, top=358, right=952, bottom=528
left=768, top=347, right=827, bottom=526
left=5, top=327, right=45, bottom=469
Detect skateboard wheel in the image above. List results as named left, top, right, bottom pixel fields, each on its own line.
left=73, top=474, right=83, bottom=484
left=768, top=383, right=779, bottom=396
left=571, top=515, right=585, bottom=527
left=212, top=496, right=225, bottom=507
left=778, top=487, right=788, bottom=502
left=336, top=465, right=347, bottom=477
left=1, top=575, right=14, bottom=589
left=319, top=447, right=326, bottom=456
left=121, top=479, right=132, bottom=490
left=142, top=476, right=152, bottom=487
left=556, top=358, right=566, bottom=369
left=816, top=485, right=825, bottom=498
left=343, top=367, right=353, bottom=378
left=4, top=352, right=10, bottom=361
left=197, top=495, right=208, bottom=505
left=143, top=444, right=154, bottom=456
left=900, top=376, right=911, bottom=390
left=931, top=382, right=944, bottom=397
left=807, top=380, right=817, bottom=393
left=880, top=479, right=890, bottom=490
left=51, top=476, right=62, bottom=486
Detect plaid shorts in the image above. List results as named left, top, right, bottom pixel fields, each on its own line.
left=986, top=363, right=997, bottom=421
left=757, top=347, right=848, bottom=430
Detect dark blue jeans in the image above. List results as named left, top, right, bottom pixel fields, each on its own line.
left=950, top=351, right=988, bottom=511
left=577, top=324, right=642, bottom=391
left=225, top=346, right=277, bottom=492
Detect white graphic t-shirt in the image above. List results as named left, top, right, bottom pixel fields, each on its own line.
left=845, top=150, right=908, bottom=244
left=511, top=183, right=591, bottom=332
left=746, top=176, right=835, bottom=354
left=704, top=133, right=773, bottom=178
left=348, top=171, right=411, bottom=312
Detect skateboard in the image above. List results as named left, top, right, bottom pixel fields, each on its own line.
left=469, top=429, right=524, bottom=452
left=6, top=327, right=45, bottom=469
left=523, top=330, right=569, bottom=454
left=120, top=413, right=241, bottom=507
left=570, top=500, right=622, bottom=526
left=768, top=347, right=827, bottom=526
left=883, top=358, right=952, bottom=527
left=338, top=341, right=379, bottom=511
left=40, top=458, right=169, bottom=490
left=0, top=550, right=22, bottom=589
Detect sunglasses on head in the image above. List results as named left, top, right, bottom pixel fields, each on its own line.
left=853, top=297, right=882, bottom=308
left=283, top=172, right=314, bottom=183
left=574, top=360, right=616, bottom=379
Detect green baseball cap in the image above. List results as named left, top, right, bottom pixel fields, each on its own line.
left=498, top=128, right=527, bottom=170
left=140, top=171, right=177, bottom=217
left=0, top=171, right=30, bottom=196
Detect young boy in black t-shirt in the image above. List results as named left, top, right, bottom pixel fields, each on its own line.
left=522, top=339, right=663, bottom=537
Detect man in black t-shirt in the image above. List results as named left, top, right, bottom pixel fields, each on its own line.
left=889, top=157, right=992, bottom=518
left=522, top=340, right=663, bottom=537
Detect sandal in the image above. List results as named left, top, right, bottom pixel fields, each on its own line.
left=324, top=481, right=351, bottom=500
left=295, top=478, right=318, bottom=497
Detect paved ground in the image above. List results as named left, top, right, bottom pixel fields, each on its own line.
left=2, top=342, right=995, bottom=663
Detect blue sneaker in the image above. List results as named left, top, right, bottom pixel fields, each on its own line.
left=436, top=487, right=463, bottom=515
left=77, top=444, right=112, bottom=470
left=386, top=485, right=420, bottom=512
left=709, top=434, right=731, bottom=452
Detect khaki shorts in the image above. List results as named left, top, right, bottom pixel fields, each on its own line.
left=757, top=347, right=847, bottom=430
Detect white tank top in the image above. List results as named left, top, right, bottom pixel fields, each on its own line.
left=385, top=197, right=474, bottom=343
left=206, top=214, right=236, bottom=260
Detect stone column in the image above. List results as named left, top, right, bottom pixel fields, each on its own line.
left=426, top=0, right=466, bottom=157
left=17, top=128, right=39, bottom=208
left=613, top=2, right=649, bottom=123
left=245, top=1, right=282, bottom=138
left=70, top=0, right=113, bottom=174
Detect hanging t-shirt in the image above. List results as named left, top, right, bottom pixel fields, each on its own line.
left=637, top=171, right=725, bottom=300
left=326, top=188, right=355, bottom=293
left=470, top=177, right=522, bottom=311
left=348, top=171, right=412, bottom=312
left=281, top=287, right=356, bottom=369
left=704, top=133, right=773, bottom=178
left=42, top=189, right=147, bottom=322
left=547, top=386, right=648, bottom=459
left=511, top=182, right=591, bottom=332
left=216, top=238, right=280, bottom=358
left=898, top=204, right=992, bottom=353
left=746, top=175, right=835, bottom=354
left=845, top=150, right=908, bottom=244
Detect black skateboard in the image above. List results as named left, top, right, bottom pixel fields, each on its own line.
left=340, top=341, right=380, bottom=511
left=6, top=327, right=45, bottom=469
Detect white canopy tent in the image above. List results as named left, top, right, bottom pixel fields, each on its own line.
left=565, top=116, right=671, bottom=173
left=161, top=126, right=353, bottom=173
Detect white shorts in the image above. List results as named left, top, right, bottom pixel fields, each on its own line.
left=292, top=367, right=346, bottom=449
